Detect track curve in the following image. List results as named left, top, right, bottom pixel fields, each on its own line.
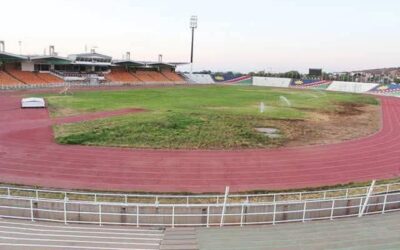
left=0, top=91, right=399, bottom=193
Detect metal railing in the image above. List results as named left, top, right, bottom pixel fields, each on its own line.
left=0, top=190, right=399, bottom=228
left=1, top=182, right=399, bottom=205
left=0, top=81, right=187, bottom=91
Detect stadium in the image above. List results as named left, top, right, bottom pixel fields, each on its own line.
left=1, top=2, right=400, bottom=250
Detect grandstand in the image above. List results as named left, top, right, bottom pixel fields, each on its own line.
left=162, top=69, right=185, bottom=82
left=291, top=79, right=332, bottom=90
left=0, top=71, right=21, bottom=85
left=224, top=75, right=252, bottom=85
left=370, top=83, right=400, bottom=96
left=327, top=81, right=379, bottom=93
left=146, top=70, right=172, bottom=82
left=36, top=72, right=64, bottom=84
left=184, top=73, right=215, bottom=84
left=212, top=74, right=252, bottom=85
left=253, top=76, right=292, bottom=88
left=105, top=68, right=141, bottom=83
left=0, top=46, right=186, bottom=88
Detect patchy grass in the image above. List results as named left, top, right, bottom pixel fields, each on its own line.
left=48, top=85, right=379, bottom=149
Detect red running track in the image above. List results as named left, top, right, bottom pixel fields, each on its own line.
left=0, top=92, right=399, bottom=193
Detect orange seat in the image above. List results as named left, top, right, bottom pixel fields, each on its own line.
left=37, top=73, right=64, bottom=84
left=146, top=71, right=171, bottom=82
left=7, top=70, right=44, bottom=85
left=133, top=71, right=155, bottom=82
left=162, top=70, right=184, bottom=82
left=106, top=69, right=141, bottom=83
left=133, top=70, right=172, bottom=83
left=0, top=71, right=22, bottom=86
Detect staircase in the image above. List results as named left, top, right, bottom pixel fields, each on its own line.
left=160, top=228, right=199, bottom=250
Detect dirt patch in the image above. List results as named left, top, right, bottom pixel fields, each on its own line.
left=332, top=102, right=365, bottom=116
left=266, top=103, right=381, bottom=147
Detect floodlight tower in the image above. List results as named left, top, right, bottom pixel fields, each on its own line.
left=189, top=15, right=198, bottom=74
left=18, top=41, right=22, bottom=55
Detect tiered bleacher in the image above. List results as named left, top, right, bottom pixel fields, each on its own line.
left=105, top=68, right=141, bottom=83
left=291, top=79, right=332, bottom=90
left=134, top=71, right=156, bottom=82
left=7, top=70, right=46, bottom=85
left=6, top=70, right=63, bottom=85
left=184, top=73, right=215, bottom=84
left=327, top=81, right=379, bottom=93
left=37, top=72, right=64, bottom=84
left=253, top=76, right=292, bottom=88
left=219, top=75, right=252, bottom=85
left=146, top=71, right=171, bottom=82
left=0, top=45, right=187, bottom=88
left=0, top=71, right=21, bottom=86
left=162, top=69, right=184, bottom=82
left=369, top=83, right=400, bottom=96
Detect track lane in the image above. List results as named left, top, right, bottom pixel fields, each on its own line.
left=0, top=93, right=399, bottom=192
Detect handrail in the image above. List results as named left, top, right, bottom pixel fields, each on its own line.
left=1, top=181, right=399, bottom=205
left=0, top=190, right=398, bottom=227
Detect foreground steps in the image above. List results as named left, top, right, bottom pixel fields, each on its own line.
left=196, top=212, right=400, bottom=250
left=160, top=228, right=198, bottom=250
left=0, top=218, right=163, bottom=249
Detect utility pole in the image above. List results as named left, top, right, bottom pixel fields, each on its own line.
left=189, top=16, right=198, bottom=74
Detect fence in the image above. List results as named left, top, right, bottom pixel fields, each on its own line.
left=1, top=182, right=399, bottom=205
left=0, top=190, right=399, bottom=228
left=0, top=81, right=188, bottom=91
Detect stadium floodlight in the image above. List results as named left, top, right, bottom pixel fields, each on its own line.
left=189, top=15, right=198, bottom=74
left=18, top=41, right=22, bottom=55
left=190, top=15, right=198, bottom=29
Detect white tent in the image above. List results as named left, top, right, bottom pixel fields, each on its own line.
left=21, top=97, right=46, bottom=108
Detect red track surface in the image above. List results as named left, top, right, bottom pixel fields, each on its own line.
left=0, top=91, right=399, bottom=193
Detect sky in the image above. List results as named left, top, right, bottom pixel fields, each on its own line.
left=1, top=0, right=400, bottom=73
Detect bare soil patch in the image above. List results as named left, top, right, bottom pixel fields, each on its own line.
left=265, top=103, right=381, bottom=147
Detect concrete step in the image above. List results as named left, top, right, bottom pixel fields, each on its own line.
left=160, top=228, right=198, bottom=250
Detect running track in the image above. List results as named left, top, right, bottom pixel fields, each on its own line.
left=0, top=90, right=399, bottom=193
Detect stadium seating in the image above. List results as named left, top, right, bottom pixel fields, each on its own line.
left=370, top=83, right=400, bottom=96
left=105, top=69, right=141, bottom=83
left=146, top=71, right=171, bottom=82
left=212, top=74, right=248, bottom=83
left=253, top=77, right=292, bottom=88
left=222, top=75, right=252, bottom=85
left=162, top=70, right=184, bottom=82
left=291, top=79, right=332, bottom=89
left=0, top=70, right=22, bottom=85
left=327, top=81, right=379, bottom=93
left=133, top=71, right=155, bottom=82
left=37, top=73, right=64, bottom=84
left=7, top=70, right=48, bottom=85
left=184, top=73, right=215, bottom=84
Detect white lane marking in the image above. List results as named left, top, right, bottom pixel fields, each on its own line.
left=0, top=218, right=163, bottom=233
left=0, top=224, right=163, bottom=237
left=0, top=242, right=156, bottom=250
left=0, top=230, right=161, bottom=242
left=0, top=235, right=160, bottom=246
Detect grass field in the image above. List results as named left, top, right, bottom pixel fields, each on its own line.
left=47, top=85, right=379, bottom=149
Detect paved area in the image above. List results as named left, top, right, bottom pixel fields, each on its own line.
left=196, top=213, right=400, bottom=250
left=1, top=212, right=399, bottom=250
left=160, top=228, right=198, bottom=250
left=0, top=90, right=400, bottom=193
left=0, top=218, right=163, bottom=249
